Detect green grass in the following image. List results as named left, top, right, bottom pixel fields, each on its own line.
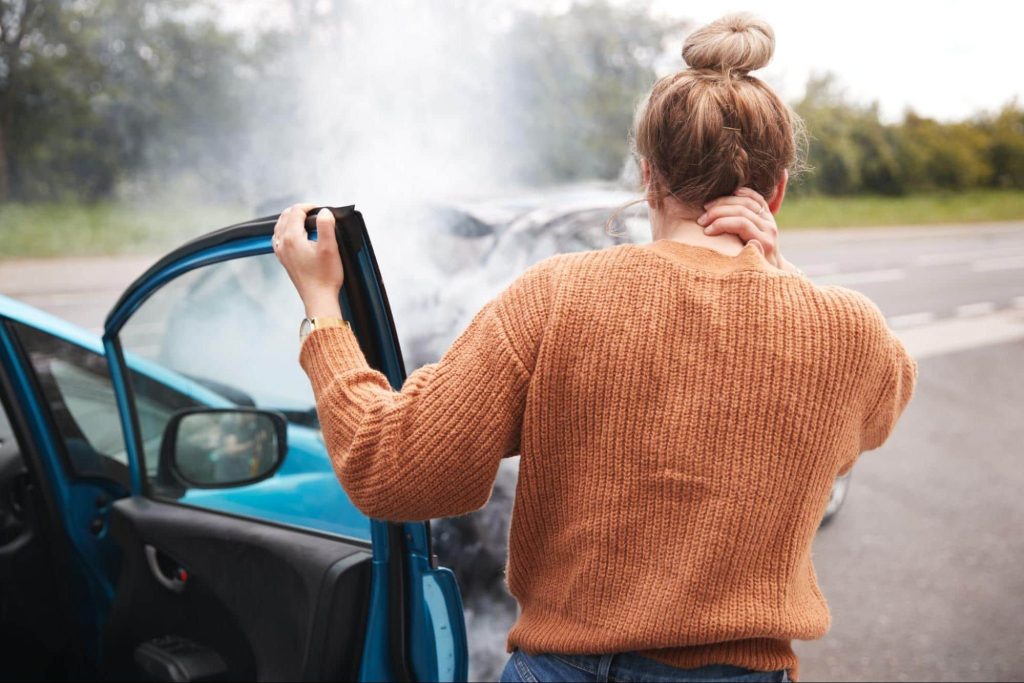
left=0, top=201, right=248, bottom=259
left=778, top=189, right=1024, bottom=229
left=3, top=190, right=1024, bottom=259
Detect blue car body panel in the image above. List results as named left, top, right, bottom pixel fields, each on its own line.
left=0, top=209, right=469, bottom=681
left=0, top=293, right=374, bottom=543
left=181, top=425, right=372, bottom=541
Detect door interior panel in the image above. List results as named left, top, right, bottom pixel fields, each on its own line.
left=0, top=369, right=80, bottom=679
left=103, top=498, right=371, bottom=681
left=0, top=454, right=78, bottom=680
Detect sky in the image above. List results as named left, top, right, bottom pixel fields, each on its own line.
left=652, top=0, right=1024, bottom=122
left=219, top=0, right=1023, bottom=124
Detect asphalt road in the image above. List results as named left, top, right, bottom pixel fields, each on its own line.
left=0, top=255, right=154, bottom=333
left=1, top=221, right=1022, bottom=681
left=780, top=223, right=1024, bottom=682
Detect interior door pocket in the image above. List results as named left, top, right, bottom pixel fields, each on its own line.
left=134, top=635, right=228, bottom=682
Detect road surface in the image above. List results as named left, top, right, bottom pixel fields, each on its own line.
left=1, top=221, right=1022, bottom=681
left=780, top=223, right=1024, bottom=682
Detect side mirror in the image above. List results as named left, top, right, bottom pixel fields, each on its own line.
left=160, top=409, right=287, bottom=489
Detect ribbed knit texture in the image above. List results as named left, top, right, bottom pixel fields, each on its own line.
left=299, top=239, right=918, bottom=682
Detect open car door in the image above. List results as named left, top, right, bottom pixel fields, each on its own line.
left=92, top=206, right=467, bottom=681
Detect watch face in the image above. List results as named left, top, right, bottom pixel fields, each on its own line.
left=299, top=317, right=312, bottom=341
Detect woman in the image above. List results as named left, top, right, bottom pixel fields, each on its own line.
left=273, top=13, right=916, bottom=683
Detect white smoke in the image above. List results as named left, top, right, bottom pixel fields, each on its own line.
left=217, top=4, right=652, bottom=678
left=232, top=3, right=531, bottom=678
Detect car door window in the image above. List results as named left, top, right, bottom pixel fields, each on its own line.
left=11, top=323, right=132, bottom=483
left=117, top=253, right=369, bottom=540
left=0, top=394, right=26, bottom=545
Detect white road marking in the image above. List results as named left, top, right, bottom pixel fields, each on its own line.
left=814, top=268, right=906, bottom=286
left=887, top=312, right=936, bottom=329
left=897, top=309, right=1024, bottom=360
left=956, top=301, right=997, bottom=318
left=914, top=246, right=1024, bottom=267
left=971, top=255, right=1024, bottom=272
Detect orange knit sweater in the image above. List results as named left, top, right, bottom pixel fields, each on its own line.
left=299, top=239, right=917, bottom=681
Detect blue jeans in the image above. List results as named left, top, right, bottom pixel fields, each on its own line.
left=499, top=650, right=790, bottom=683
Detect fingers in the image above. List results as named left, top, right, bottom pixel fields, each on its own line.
left=315, top=207, right=339, bottom=252
left=734, top=187, right=771, bottom=211
left=698, top=203, right=773, bottom=233
left=283, top=203, right=315, bottom=240
left=701, top=188, right=784, bottom=269
left=274, top=203, right=320, bottom=254
left=700, top=216, right=766, bottom=245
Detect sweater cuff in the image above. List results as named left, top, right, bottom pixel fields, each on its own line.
left=299, top=325, right=372, bottom=394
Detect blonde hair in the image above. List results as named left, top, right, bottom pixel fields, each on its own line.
left=632, top=12, right=805, bottom=209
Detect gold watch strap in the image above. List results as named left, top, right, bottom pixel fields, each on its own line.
left=311, top=317, right=348, bottom=331
left=300, top=316, right=350, bottom=344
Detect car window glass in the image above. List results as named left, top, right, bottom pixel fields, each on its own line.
left=12, top=323, right=130, bottom=482
left=0, top=395, right=26, bottom=546
left=0, top=393, right=21, bottom=471
left=121, top=255, right=314, bottom=413
left=117, top=253, right=369, bottom=541
left=49, top=359, right=127, bottom=459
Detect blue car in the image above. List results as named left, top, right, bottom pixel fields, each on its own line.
left=0, top=207, right=468, bottom=681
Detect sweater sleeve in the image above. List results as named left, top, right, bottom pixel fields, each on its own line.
left=860, top=329, right=918, bottom=453
left=298, top=259, right=555, bottom=522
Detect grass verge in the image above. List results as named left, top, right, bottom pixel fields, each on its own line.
left=2, top=190, right=1023, bottom=259
left=778, top=189, right=1024, bottom=229
left=0, top=202, right=247, bottom=259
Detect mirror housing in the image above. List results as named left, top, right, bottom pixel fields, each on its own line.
left=160, top=408, right=287, bottom=489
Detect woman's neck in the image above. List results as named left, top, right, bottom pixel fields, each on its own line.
left=649, top=205, right=745, bottom=256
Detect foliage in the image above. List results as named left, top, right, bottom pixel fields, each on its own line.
left=498, top=1, right=679, bottom=184
left=0, top=0, right=250, bottom=202
left=792, top=75, right=1024, bottom=196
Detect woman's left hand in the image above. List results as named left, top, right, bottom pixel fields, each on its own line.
left=273, top=204, right=345, bottom=318
left=697, top=187, right=797, bottom=272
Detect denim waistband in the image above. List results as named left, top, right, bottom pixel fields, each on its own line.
left=550, top=651, right=769, bottom=680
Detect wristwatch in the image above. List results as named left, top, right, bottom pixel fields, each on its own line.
left=299, top=316, right=349, bottom=343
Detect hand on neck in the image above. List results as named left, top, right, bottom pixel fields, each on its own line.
left=649, top=196, right=745, bottom=256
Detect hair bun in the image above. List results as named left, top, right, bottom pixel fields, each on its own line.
left=682, top=13, right=775, bottom=77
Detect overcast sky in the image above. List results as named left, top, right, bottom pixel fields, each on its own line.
left=221, top=1, right=1022, bottom=123
left=653, top=0, right=1023, bottom=122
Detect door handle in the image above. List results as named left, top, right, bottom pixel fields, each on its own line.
left=144, top=545, right=187, bottom=594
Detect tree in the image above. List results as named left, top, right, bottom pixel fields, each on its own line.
left=895, top=112, right=991, bottom=192
left=500, top=1, right=680, bottom=184
left=0, top=0, right=53, bottom=199
left=793, top=74, right=902, bottom=195
left=984, top=101, right=1024, bottom=189
left=0, top=0, right=249, bottom=202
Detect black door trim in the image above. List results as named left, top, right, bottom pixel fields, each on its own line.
left=0, top=318, right=86, bottom=670
left=302, top=549, right=372, bottom=680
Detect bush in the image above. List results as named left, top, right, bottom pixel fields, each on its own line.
left=793, top=74, right=1022, bottom=196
